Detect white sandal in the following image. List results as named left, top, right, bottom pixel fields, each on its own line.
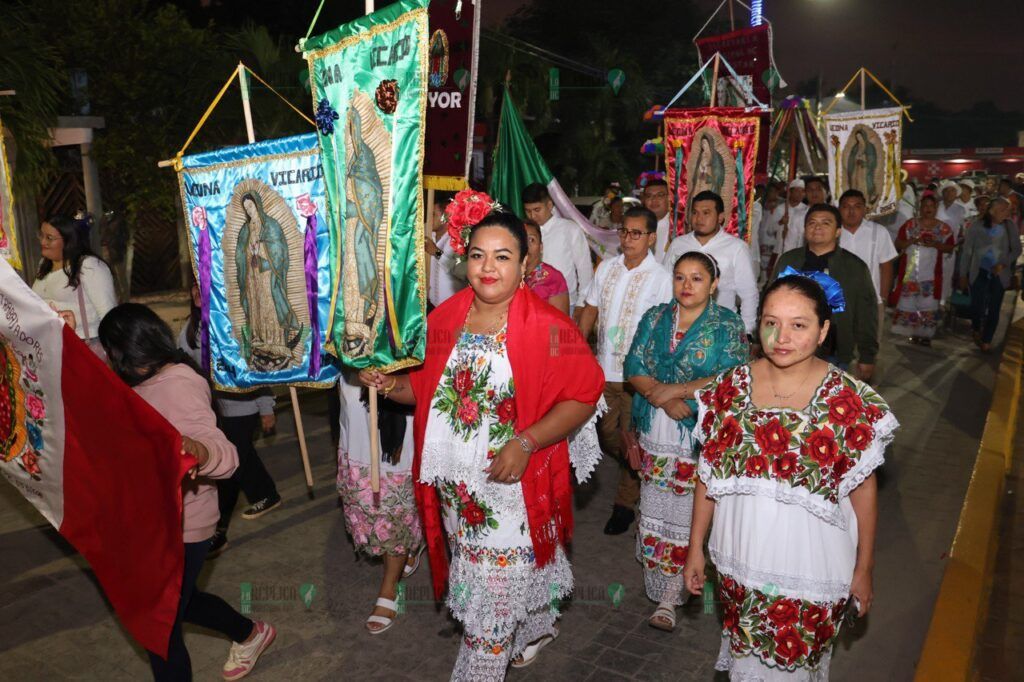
left=648, top=603, right=676, bottom=632
left=365, top=597, right=398, bottom=635
left=510, top=629, right=559, bottom=669
left=403, top=546, right=425, bottom=579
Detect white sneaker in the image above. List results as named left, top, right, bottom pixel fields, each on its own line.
left=222, top=620, right=276, bottom=680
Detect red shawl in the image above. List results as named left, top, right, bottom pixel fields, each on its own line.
left=409, top=286, right=605, bottom=599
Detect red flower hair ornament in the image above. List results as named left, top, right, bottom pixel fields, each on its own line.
left=444, top=189, right=503, bottom=257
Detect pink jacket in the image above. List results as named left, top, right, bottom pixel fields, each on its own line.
left=134, top=364, right=238, bottom=543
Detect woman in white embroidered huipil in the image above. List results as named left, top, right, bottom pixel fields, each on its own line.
left=360, top=204, right=605, bottom=681
left=685, top=274, right=897, bottom=680
left=624, top=251, right=748, bottom=632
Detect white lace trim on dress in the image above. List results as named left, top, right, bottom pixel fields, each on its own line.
left=419, top=439, right=526, bottom=515
left=715, top=635, right=832, bottom=680
left=712, top=555, right=851, bottom=603
left=446, top=545, right=573, bottom=635
left=639, top=485, right=694, bottom=537
left=698, top=462, right=852, bottom=529
left=569, top=395, right=607, bottom=483
left=838, top=411, right=897, bottom=498
left=638, top=432, right=696, bottom=457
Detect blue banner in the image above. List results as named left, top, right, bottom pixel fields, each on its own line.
left=178, top=133, right=339, bottom=390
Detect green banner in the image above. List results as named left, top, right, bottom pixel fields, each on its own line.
left=304, top=0, right=428, bottom=371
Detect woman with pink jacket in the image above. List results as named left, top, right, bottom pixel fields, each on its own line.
left=99, top=304, right=275, bottom=681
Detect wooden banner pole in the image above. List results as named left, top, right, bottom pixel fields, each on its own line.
left=369, top=386, right=380, bottom=497
left=710, top=54, right=721, bottom=107
left=237, top=60, right=316, bottom=495
left=290, top=388, right=315, bottom=492
left=860, top=68, right=866, bottom=111
left=365, top=0, right=382, bottom=500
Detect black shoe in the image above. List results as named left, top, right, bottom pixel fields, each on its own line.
left=242, top=494, right=282, bottom=520
left=603, top=505, right=636, bottom=535
left=207, top=528, right=228, bottom=559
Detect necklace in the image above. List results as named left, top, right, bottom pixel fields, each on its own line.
left=466, top=301, right=508, bottom=335
left=769, top=365, right=815, bottom=401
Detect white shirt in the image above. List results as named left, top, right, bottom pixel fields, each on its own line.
left=768, top=201, right=809, bottom=255
left=584, top=253, right=672, bottom=382
left=32, top=255, right=117, bottom=339
left=749, top=202, right=763, bottom=280
left=880, top=190, right=916, bottom=241
left=937, top=201, right=966, bottom=239
left=758, top=203, right=777, bottom=250
left=663, top=230, right=759, bottom=333
left=428, top=234, right=464, bottom=307
left=839, top=219, right=898, bottom=302
left=936, top=201, right=966, bottom=303
left=540, top=215, right=593, bottom=307
left=956, top=198, right=978, bottom=223
left=655, top=213, right=672, bottom=258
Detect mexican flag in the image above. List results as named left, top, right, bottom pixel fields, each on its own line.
left=0, top=259, right=193, bottom=658
left=489, top=88, right=620, bottom=257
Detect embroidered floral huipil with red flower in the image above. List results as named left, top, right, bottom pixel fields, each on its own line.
left=695, top=363, right=898, bottom=677
left=697, top=364, right=895, bottom=528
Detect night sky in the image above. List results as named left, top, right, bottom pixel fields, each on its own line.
left=486, top=0, right=1024, bottom=112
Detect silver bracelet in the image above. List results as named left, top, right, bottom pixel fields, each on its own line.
left=515, top=434, right=535, bottom=455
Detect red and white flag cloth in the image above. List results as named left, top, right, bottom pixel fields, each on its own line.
left=0, top=258, right=193, bottom=658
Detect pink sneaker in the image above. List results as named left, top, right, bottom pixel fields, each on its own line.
left=222, top=620, right=276, bottom=680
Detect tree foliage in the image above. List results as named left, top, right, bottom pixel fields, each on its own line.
left=481, top=0, right=702, bottom=195
left=27, top=0, right=225, bottom=222
left=0, top=2, right=65, bottom=194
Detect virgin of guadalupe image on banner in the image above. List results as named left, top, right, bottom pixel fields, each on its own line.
left=304, top=0, right=428, bottom=372
left=824, top=107, right=903, bottom=217
left=662, top=107, right=768, bottom=241
left=178, top=132, right=339, bottom=390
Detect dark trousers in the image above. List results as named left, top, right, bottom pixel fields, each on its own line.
left=597, top=382, right=640, bottom=508
left=970, top=269, right=1005, bottom=344
left=148, top=541, right=254, bottom=681
left=217, top=414, right=278, bottom=531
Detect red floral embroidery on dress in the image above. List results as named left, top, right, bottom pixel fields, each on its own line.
left=697, top=365, right=890, bottom=504
left=803, top=427, right=838, bottom=467
left=754, top=418, right=791, bottom=455
left=712, top=374, right=740, bottom=412
left=718, top=416, right=743, bottom=448
left=439, top=481, right=500, bottom=540
left=826, top=387, right=862, bottom=427
left=639, top=452, right=697, bottom=494
left=638, top=533, right=690, bottom=576
left=717, top=578, right=847, bottom=671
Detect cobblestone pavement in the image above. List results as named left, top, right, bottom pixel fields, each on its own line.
left=0, top=308, right=1011, bottom=681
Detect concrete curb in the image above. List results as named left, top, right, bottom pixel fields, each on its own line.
left=914, top=308, right=1024, bottom=681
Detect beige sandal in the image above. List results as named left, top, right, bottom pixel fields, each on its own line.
left=648, top=603, right=676, bottom=632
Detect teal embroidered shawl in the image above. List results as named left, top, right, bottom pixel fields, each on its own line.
left=624, top=300, right=749, bottom=435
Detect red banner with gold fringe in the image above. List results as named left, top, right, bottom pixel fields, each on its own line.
left=663, top=107, right=769, bottom=242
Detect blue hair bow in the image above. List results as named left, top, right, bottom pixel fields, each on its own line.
left=776, top=266, right=846, bottom=313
